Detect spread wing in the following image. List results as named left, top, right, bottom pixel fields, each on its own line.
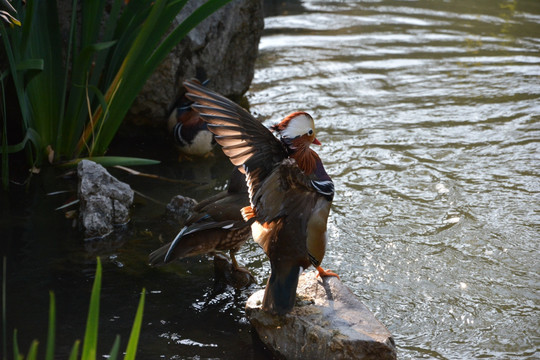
left=252, top=158, right=324, bottom=257
left=183, top=80, right=288, bottom=207
left=254, top=158, right=319, bottom=225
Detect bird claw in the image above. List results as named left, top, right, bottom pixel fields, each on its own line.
left=316, top=266, right=340, bottom=279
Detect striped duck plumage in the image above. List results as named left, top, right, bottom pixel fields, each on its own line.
left=167, top=79, right=216, bottom=157
left=183, top=80, right=338, bottom=315
left=148, top=168, right=253, bottom=277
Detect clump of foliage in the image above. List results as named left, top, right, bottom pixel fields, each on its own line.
left=0, top=0, right=231, bottom=189
left=3, top=257, right=146, bottom=360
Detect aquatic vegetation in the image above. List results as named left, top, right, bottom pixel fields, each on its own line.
left=3, top=257, right=146, bottom=360
left=0, top=0, right=231, bottom=189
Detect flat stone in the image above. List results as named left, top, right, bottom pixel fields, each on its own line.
left=246, top=271, right=397, bottom=360
left=78, top=160, right=134, bottom=238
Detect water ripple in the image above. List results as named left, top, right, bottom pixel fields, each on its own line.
left=251, top=0, right=540, bottom=358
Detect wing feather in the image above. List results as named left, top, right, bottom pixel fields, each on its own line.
left=184, top=80, right=289, bottom=207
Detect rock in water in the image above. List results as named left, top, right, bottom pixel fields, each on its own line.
left=78, top=160, right=134, bottom=238
left=246, top=271, right=397, bottom=360
left=165, top=194, right=198, bottom=224
left=130, top=0, right=264, bottom=121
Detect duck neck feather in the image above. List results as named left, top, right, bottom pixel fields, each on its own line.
left=292, top=146, right=319, bottom=175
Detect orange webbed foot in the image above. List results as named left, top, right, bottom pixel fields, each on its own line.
left=316, top=266, right=340, bottom=279
left=241, top=206, right=255, bottom=222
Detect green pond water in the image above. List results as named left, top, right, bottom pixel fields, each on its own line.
left=2, top=0, right=539, bottom=359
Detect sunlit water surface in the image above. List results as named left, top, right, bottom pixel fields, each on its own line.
left=3, top=0, right=539, bottom=359
left=250, top=0, right=540, bottom=358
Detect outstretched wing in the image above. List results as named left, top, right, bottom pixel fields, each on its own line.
left=184, top=80, right=288, bottom=207
left=253, top=158, right=319, bottom=225
left=253, top=159, right=332, bottom=267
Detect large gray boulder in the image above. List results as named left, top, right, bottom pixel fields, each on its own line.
left=246, top=271, right=397, bottom=360
left=130, top=0, right=264, bottom=122
left=78, top=160, right=134, bottom=238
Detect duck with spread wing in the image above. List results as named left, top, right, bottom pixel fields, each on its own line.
left=183, top=80, right=339, bottom=315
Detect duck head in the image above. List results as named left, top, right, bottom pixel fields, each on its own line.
left=271, top=112, right=322, bottom=174
left=271, top=111, right=321, bottom=151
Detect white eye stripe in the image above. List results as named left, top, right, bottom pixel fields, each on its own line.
left=281, top=114, right=315, bottom=139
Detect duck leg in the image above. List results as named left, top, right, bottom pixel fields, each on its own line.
left=316, top=265, right=340, bottom=279
left=230, top=250, right=253, bottom=276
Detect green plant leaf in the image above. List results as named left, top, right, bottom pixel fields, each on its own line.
left=12, top=329, right=21, bottom=360
left=85, top=0, right=233, bottom=155
left=26, top=340, right=39, bottom=360
left=1, top=78, right=8, bottom=189
left=108, top=335, right=121, bottom=360
left=0, top=128, right=41, bottom=154
left=3, top=0, right=229, bottom=176
left=24, top=0, right=64, bottom=156
left=68, top=340, right=80, bottom=360
left=45, top=292, right=56, bottom=360
left=2, top=257, right=6, bottom=359
left=57, top=0, right=78, bottom=157
left=61, top=39, right=118, bottom=157
left=0, top=58, right=43, bottom=81
left=81, top=0, right=106, bottom=49
left=19, top=0, right=36, bottom=54
left=61, top=156, right=160, bottom=168
left=81, top=257, right=102, bottom=360
left=123, top=289, right=145, bottom=360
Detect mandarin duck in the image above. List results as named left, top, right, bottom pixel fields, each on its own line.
left=184, top=80, right=338, bottom=315
left=149, top=168, right=253, bottom=275
left=167, top=79, right=215, bottom=157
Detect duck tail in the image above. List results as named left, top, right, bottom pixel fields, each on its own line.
left=262, top=262, right=301, bottom=315
left=148, top=243, right=170, bottom=266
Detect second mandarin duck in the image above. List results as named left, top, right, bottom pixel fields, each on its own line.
left=184, top=80, right=338, bottom=315
left=167, top=79, right=216, bottom=157
left=149, top=168, right=253, bottom=275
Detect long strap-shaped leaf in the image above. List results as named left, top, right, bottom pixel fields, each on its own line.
left=123, top=289, right=145, bottom=360
left=81, top=257, right=102, bottom=360
left=74, top=0, right=173, bottom=156
left=76, top=0, right=232, bottom=156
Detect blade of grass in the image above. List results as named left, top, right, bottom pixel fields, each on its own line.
left=123, top=289, right=145, bottom=360
left=63, top=40, right=117, bottom=157
left=1, top=77, right=8, bottom=189
left=13, top=329, right=21, bottom=360
left=89, top=0, right=123, bottom=90
left=108, top=335, right=121, bottom=360
left=0, top=128, right=41, bottom=154
left=81, top=0, right=106, bottom=49
left=68, top=340, right=80, bottom=360
left=2, top=257, right=6, bottom=359
left=57, top=0, right=79, bottom=156
left=45, top=292, right=56, bottom=360
left=75, top=0, right=169, bottom=155
left=26, top=340, right=39, bottom=360
left=18, top=0, right=36, bottom=54
left=0, top=22, right=31, bottom=127
left=24, top=0, right=64, bottom=156
left=81, top=257, right=102, bottom=360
